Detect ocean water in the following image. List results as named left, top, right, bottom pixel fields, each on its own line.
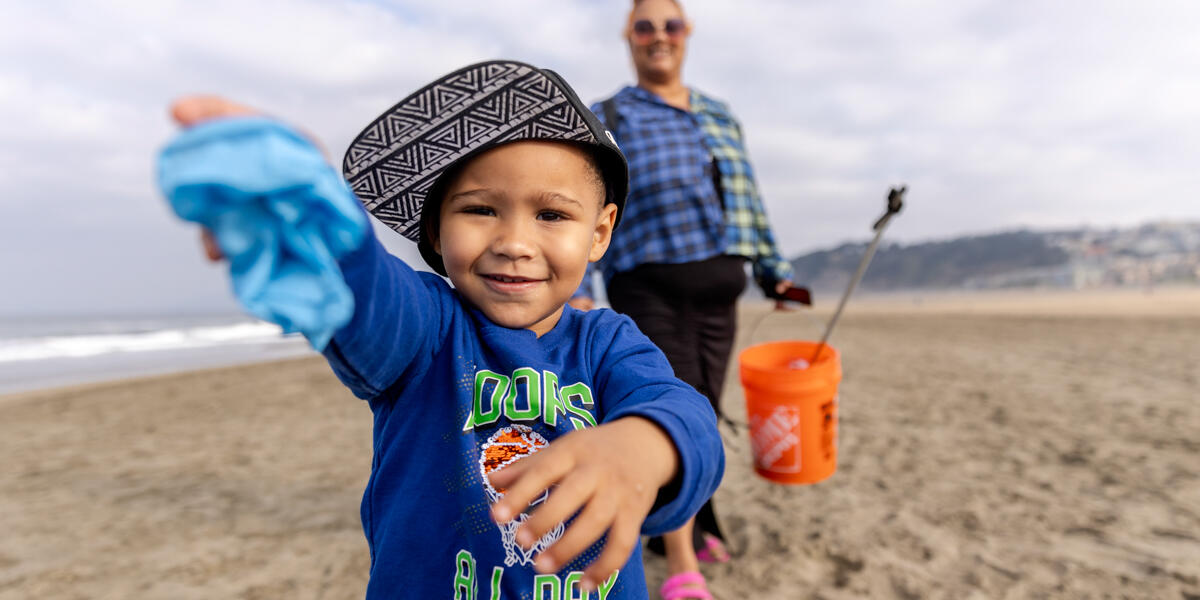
left=0, top=313, right=315, bottom=395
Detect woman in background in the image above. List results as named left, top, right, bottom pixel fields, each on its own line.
left=571, top=1, right=795, bottom=597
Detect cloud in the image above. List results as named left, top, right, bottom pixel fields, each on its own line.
left=2, top=0, right=1199, bottom=313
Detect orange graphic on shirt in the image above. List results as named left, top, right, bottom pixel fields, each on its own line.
left=479, top=425, right=563, bottom=567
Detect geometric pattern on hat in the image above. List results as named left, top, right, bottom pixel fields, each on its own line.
left=342, top=61, right=594, bottom=243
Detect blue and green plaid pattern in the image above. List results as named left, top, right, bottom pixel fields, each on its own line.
left=577, top=86, right=791, bottom=298
left=691, top=91, right=793, bottom=285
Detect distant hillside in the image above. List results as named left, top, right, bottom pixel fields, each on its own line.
left=789, top=221, right=1200, bottom=292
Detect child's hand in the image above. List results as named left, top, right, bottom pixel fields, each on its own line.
left=488, top=417, right=679, bottom=591
left=169, top=95, right=327, bottom=153
left=167, top=95, right=326, bottom=265
left=169, top=96, right=260, bottom=264
left=201, top=229, right=224, bottom=262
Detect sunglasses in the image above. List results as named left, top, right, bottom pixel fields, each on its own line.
left=631, top=18, right=687, bottom=41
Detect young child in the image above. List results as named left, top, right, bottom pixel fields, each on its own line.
left=161, top=61, right=724, bottom=599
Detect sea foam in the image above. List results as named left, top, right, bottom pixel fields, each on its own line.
left=0, top=321, right=294, bottom=363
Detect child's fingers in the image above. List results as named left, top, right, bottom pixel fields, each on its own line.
left=484, top=452, right=531, bottom=491
left=489, top=447, right=575, bottom=524
left=516, top=467, right=600, bottom=550
left=170, top=95, right=258, bottom=127
left=200, top=229, right=224, bottom=261
left=530, top=488, right=618, bottom=574
left=168, top=96, right=331, bottom=159
left=580, top=510, right=640, bottom=591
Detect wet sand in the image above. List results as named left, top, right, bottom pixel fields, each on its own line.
left=2, top=289, right=1198, bottom=599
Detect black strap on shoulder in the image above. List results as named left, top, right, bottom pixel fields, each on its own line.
left=710, top=157, right=724, bottom=209
left=600, top=97, right=620, bottom=140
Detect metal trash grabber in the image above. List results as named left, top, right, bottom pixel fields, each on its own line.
left=809, top=186, right=906, bottom=363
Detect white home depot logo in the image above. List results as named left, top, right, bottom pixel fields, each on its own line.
left=749, top=406, right=802, bottom=473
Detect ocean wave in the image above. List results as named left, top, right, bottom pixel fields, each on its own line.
left=0, top=321, right=300, bottom=363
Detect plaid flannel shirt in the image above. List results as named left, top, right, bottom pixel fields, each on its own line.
left=577, top=86, right=792, bottom=298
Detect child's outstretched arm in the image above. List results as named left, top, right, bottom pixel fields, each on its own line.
left=167, top=96, right=447, bottom=399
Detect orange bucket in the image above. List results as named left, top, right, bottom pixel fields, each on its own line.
left=739, top=340, right=841, bottom=485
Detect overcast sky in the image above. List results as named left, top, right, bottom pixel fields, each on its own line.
left=2, top=0, right=1198, bottom=315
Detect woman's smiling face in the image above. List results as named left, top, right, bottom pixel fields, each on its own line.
left=627, top=0, right=690, bottom=82
left=433, top=140, right=617, bottom=336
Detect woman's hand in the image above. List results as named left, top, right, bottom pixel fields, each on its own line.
left=774, top=279, right=794, bottom=311
left=487, top=417, right=678, bottom=592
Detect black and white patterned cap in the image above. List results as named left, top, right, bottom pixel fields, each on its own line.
left=342, top=60, right=628, bottom=275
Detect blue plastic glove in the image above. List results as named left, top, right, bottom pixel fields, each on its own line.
left=157, top=117, right=368, bottom=351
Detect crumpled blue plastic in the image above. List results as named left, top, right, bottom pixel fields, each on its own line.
left=157, top=117, right=367, bottom=351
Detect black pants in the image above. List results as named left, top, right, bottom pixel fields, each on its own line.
left=607, top=255, right=746, bottom=553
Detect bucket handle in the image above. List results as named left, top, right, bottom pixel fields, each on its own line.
left=721, top=307, right=825, bottom=434
left=741, top=303, right=827, bottom=349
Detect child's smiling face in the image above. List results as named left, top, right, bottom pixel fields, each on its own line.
left=432, top=140, right=618, bottom=336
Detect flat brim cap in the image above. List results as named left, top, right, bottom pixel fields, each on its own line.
left=341, top=60, right=629, bottom=275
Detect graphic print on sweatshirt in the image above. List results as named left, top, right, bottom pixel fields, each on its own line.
left=479, top=424, right=564, bottom=567
left=463, top=367, right=599, bottom=566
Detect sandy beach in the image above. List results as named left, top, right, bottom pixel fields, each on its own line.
left=2, top=289, right=1198, bottom=599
